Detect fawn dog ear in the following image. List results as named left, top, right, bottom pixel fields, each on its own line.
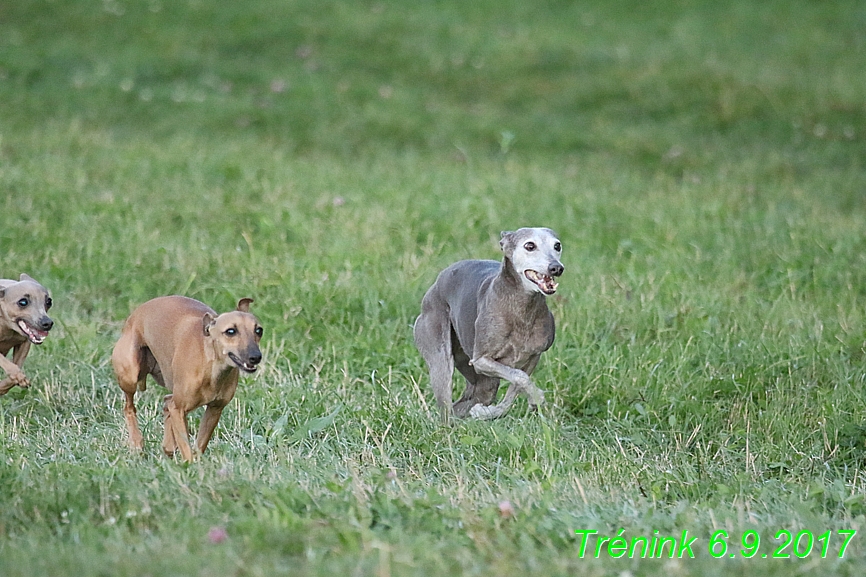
left=202, top=312, right=216, bottom=336
left=236, top=298, right=254, bottom=313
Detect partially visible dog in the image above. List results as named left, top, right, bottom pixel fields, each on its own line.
left=414, top=227, right=564, bottom=422
left=0, top=274, right=54, bottom=395
left=111, top=296, right=263, bottom=461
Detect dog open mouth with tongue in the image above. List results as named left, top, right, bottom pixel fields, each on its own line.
left=524, top=270, right=559, bottom=295
left=17, top=320, right=49, bottom=345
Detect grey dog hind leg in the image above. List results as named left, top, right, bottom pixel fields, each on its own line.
left=412, top=296, right=456, bottom=419
left=414, top=228, right=563, bottom=422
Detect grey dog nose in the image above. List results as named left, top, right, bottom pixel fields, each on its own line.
left=548, top=262, right=564, bottom=277
left=40, top=317, right=54, bottom=331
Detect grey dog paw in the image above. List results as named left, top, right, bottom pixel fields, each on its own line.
left=469, top=403, right=502, bottom=420
left=527, top=389, right=545, bottom=408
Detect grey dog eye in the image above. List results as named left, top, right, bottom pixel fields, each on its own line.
left=524, top=242, right=536, bottom=251
left=17, top=298, right=29, bottom=307
left=554, top=242, right=561, bottom=252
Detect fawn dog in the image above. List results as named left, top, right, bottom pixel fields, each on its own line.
left=111, top=296, right=263, bottom=461
left=0, top=274, right=54, bottom=395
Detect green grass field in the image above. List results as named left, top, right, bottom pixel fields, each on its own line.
left=2, top=0, right=866, bottom=575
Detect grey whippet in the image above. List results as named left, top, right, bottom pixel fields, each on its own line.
left=414, top=227, right=564, bottom=422
left=111, top=296, right=263, bottom=461
left=0, top=274, right=54, bottom=395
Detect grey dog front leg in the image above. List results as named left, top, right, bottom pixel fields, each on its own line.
left=468, top=356, right=545, bottom=419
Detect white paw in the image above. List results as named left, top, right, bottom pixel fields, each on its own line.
left=525, top=386, right=545, bottom=408
left=469, top=403, right=500, bottom=420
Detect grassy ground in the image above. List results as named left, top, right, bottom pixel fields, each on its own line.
left=1, top=0, right=866, bottom=575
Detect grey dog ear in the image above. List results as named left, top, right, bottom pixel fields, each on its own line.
left=499, top=230, right=516, bottom=254
left=19, top=273, right=35, bottom=282
left=236, top=298, right=254, bottom=313
left=202, top=312, right=216, bottom=336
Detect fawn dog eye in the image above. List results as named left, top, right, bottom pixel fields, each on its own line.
left=17, top=298, right=29, bottom=308
left=255, top=327, right=263, bottom=337
left=225, top=327, right=237, bottom=336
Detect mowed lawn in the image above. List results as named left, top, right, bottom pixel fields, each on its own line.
left=1, top=0, right=866, bottom=575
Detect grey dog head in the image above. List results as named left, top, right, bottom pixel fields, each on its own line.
left=500, top=227, right=564, bottom=295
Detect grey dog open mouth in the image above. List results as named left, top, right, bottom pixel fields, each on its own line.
left=524, top=270, right=559, bottom=295
left=229, top=353, right=258, bottom=373
left=17, top=319, right=49, bottom=344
